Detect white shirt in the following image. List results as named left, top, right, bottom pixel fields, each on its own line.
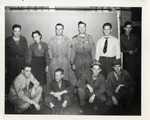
left=95, top=35, right=120, bottom=61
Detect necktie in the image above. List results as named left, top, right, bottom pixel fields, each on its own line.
left=38, top=44, right=41, bottom=50
left=103, top=37, right=109, bottom=53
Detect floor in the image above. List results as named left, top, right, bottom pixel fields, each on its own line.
left=5, top=88, right=141, bottom=115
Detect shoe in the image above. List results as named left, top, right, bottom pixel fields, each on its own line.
left=30, top=104, right=36, bottom=111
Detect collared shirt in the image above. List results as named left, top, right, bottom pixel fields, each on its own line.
left=95, top=35, right=120, bottom=61
left=48, top=35, right=71, bottom=60
left=28, top=41, right=49, bottom=65
left=9, top=73, right=39, bottom=102
left=70, top=34, right=95, bottom=64
left=121, top=33, right=138, bottom=53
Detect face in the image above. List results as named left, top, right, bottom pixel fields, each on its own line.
left=12, top=27, right=21, bottom=38
left=33, top=33, right=41, bottom=43
left=55, top=71, right=64, bottom=82
left=113, top=65, right=121, bottom=74
left=103, top=25, right=112, bottom=36
left=22, top=67, right=32, bottom=78
left=124, top=24, right=132, bottom=35
left=78, top=23, right=86, bottom=34
left=55, top=25, right=63, bottom=36
left=91, top=65, right=101, bottom=76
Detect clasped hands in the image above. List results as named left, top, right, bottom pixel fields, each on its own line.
left=87, top=84, right=95, bottom=104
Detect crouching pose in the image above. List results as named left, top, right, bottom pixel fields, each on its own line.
left=44, top=68, right=75, bottom=114
left=8, top=64, right=42, bottom=113
left=77, top=62, right=107, bottom=113
left=106, top=59, right=136, bottom=110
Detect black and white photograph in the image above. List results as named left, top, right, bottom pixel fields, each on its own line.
left=4, top=6, right=141, bottom=115
left=1, top=0, right=150, bottom=120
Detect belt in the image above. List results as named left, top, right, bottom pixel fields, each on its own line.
left=76, top=52, right=90, bottom=54
left=100, top=56, right=115, bottom=59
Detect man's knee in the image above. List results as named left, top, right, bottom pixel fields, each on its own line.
left=96, top=94, right=107, bottom=103
left=78, top=87, right=85, bottom=95
left=36, top=86, right=43, bottom=93
left=18, top=102, right=30, bottom=110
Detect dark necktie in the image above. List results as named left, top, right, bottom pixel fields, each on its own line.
left=103, top=37, right=109, bottom=53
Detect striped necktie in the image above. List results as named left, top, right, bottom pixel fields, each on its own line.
left=103, top=37, right=109, bottom=53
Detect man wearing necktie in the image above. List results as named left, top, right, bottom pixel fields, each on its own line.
left=95, top=22, right=120, bottom=78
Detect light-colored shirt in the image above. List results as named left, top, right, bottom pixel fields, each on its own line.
left=95, top=35, right=120, bottom=61
left=9, top=73, right=40, bottom=103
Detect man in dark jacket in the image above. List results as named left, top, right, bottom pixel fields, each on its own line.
left=44, top=68, right=75, bottom=114
left=5, top=24, right=28, bottom=95
left=77, top=62, right=107, bottom=113
left=106, top=59, right=136, bottom=110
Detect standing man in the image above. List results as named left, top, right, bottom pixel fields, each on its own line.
left=8, top=64, right=42, bottom=113
left=71, top=21, right=95, bottom=82
left=95, top=22, right=120, bottom=78
left=48, top=23, right=71, bottom=81
left=5, top=24, right=28, bottom=95
left=44, top=68, right=75, bottom=114
left=120, top=21, right=139, bottom=80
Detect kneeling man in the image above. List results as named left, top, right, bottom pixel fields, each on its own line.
left=8, top=64, right=42, bottom=113
left=77, top=62, right=107, bottom=113
left=44, top=68, right=75, bottom=114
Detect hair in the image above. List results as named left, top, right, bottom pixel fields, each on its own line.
left=103, top=22, right=112, bottom=29
left=12, top=24, right=21, bottom=31
left=124, top=21, right=132, bottom=27
left=31, top=30, right=42, bottom=39
left=21, top=63, right=31, bottom=71
left=55, top=23, right=64, bottom=29
left=78, top=21, right=86, bottom=27
left=91, top=62, right=101, bottom=69
left=55, top=68, right=64, bottom=74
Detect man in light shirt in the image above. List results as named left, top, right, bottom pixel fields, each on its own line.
left=8, top=64, right=42, bottom=113
left=95, top=22, right=120, bottom=78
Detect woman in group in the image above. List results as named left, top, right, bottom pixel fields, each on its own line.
left=28, top=30, right=49, bottom=85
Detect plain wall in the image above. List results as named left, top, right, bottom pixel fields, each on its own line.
left=5, top=11, right=118, bottom=46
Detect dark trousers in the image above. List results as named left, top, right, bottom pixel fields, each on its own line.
left=78, top=87, right=106, bottom=105
left=99, top=57, right=115, bottom=78
left=45, top=93, right=74, bottom=113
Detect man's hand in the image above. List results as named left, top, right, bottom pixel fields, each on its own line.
left=72, top=64, right=76, bottom=70
left=45, top=65, right=49, bottom=72
left=111, top=96, right=118, bottom=105
left=62, top=100, right=67, bottom=108
left=115, top=84, right=124, bottom=93
left=89, top=94, right=95, bottom=104
left=33, top=102, right=40, bottom=111
left=87, top=84, right=93, bottom=93
left=128, top=50, right=134, bottom=55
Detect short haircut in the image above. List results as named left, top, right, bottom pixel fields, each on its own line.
left=12, top=24, right=21, bottom=31
left=78, top=21, right=86, bottom=27
left=31, top=30, right=42, bottom=39
left=21, top=63, right=31, bottom=71
left=91, top=62, right=101, bottom=69
left=55, top=68, right=64, bottom=74
left=55, top=23, right=64, bottom=29
left=124, top=21, right=132, bottom=27
left=103, top=22, right=112, bottom=29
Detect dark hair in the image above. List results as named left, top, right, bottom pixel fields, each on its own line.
left=21, top=63, right=31, bottom=71
left=55, top=68, right=64, bottom=74
left=111, top=59, right=121, bottom=66
left=31, top=30, right=42, bottom=39
left=91, top=62, right=101, bottom=69
left=124, top=21, right=132, bottom=27
left=103, top=22, right=112, bottom=29
left=55, top=23, right=64, bottom=29
left=78, top=21, right=86, bottom=27
left=12, top=24, right=21, bottom=31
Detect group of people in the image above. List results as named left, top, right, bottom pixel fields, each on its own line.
left=5, top=20, right=139, bottom=114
